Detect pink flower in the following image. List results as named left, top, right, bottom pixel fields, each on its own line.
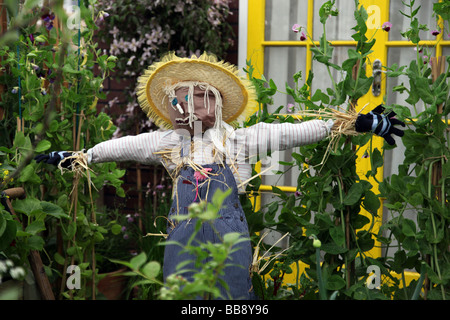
left=292, top=24, right=301, bottom=33
left=193, top=168, right=213, bottom=201
left=431, top=30, right=440, bottom=36
left=287, top=103, right=295, bottom=113
left=299, top=31, right=307, bottom=41
left=382, top=22, right=392, bottom=32
left=194, top=168, right=213, bottom=182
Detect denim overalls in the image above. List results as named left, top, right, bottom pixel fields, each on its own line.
left=163, top=163, right=254, bottom=300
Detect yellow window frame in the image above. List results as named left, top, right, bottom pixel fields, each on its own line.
left=246, top=0, right=448, bottom=285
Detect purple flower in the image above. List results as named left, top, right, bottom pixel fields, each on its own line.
left=295, top=191, right=302, bottom=197
left=292, top=24, right=301, bottom=33
left=29, top=34, right=34, bottom=43
left=155, top=184, right=164, bottom=190
left=121, top=226, right=127, bottom=232
left=126, top=214, right=134, bottom=223
left=41, top=12, right=55, bottom=31
left=431, top=30, right=440, bottom=36
left=299, top=31, right=307, bottom=41
left=287, top=103, right=295, bottom=113
left=11, top=87, right=18, bottom=94
left=382, top=22, right=392, bottom=32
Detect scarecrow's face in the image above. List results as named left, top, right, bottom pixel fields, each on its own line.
left=168, top=85, right=217, bottom=134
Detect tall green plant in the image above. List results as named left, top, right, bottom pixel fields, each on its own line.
left=378, top=0, right=449, bottom=300
left=243, top=0, right=448, bottom=300
left=0, top=0, right=125, bottom=299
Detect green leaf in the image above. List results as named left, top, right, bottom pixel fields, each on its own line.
left=41, top=201, right=69, bottom=219
left=0, top=219, right=16, bottom=250
left=27, top=235, right=45, bottom=250
left=415, top=77, right=433, bottom=104
left=111, top=223, right=122, bottom=235
left=12, top=198, right=42, bottom=216
left=321, top=242, right=348, bottom=254
left=343, top=183, right=364, bottom=205
left=54, top=252, right=66, bottom=265
left=329, top=225, right=345, bottom=247
left=326, top=274, right=346, bottom=290
left=18, top=164, right=41, bottom=184
left=141, top=261, right=160, bottom=279
left=130, top=252, right=147, bottom=271
left=401, top=219, right=417, bottom=237
left=25, top=220, right=46, bottom=235
left=35, top=140, right=51, bottom=153
left=363, top=190, right=380, bottom=215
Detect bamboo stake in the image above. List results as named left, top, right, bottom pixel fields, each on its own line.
left=426, top=55, right=447, bottom=300
left=0, top=0, right=7, bottom=121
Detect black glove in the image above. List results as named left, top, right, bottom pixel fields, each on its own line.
left=34, top=151, right=74, bottom=169
left=355, top=105, right=405, bottom=145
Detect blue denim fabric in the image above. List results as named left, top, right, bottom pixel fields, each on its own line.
left=163, top=163, right=254, bottom=300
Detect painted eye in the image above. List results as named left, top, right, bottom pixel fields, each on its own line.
left=185, top=95, right=189, bottom=101
left=171, top=98, right=178, bottom=106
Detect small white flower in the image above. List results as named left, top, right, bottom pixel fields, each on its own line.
left=10, top=266, right=26, bottom=280
left=0, top=261, right=7, bottom=273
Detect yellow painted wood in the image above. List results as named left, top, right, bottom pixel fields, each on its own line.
left=247, top=0, right=265, bottom=79
left=244, top=0, right=450, bottom=287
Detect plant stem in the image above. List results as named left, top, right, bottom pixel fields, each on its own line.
left=427, top=159, right=446, bottom=300
left=315, top=247, right=327, bottom=300
left=411, top=263, right=426, bottom=300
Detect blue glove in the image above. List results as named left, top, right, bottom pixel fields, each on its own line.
left=355, top=105, right=405, bottom=145
left=34, top=151, right=74, bottom=169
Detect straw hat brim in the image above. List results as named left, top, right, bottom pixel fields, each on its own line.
left=137, top=52, right=258, bottom=130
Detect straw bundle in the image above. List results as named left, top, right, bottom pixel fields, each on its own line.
left=57, top=151, right=97, bottom=212
left=286, top=105, right=365, bottom=170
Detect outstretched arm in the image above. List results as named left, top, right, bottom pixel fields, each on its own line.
left=87, top=131, right=164, bottom=164
left=35, top=131, right=166, bottom=168
left=237, top=119, right=332, bottom=156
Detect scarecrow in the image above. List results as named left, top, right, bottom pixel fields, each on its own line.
left=35, top=52, right=405, bottom=299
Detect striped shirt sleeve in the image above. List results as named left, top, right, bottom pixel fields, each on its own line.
left=237, top=120, right=330, bottom=155
left=87, top=131, right=164, bottom=164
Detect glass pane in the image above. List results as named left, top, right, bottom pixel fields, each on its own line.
left=313, top=0, right=355, bottom=40
left=310, top=46, right=353, bottom=97
left=264, top=46, right=307, bottom=114
left=261, top=46, right=307, bottom=189
left=388, top=1, right=435, bottom=41
left=386, top=47, right=425, bottom=115
left=265, top=0, right=309, bottom=41
left=443, top=46, right=450, bottom=57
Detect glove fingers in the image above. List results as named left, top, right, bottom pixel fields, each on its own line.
left=391, top=127, right=405, bottom=138
left=384, top=134, right=396, bottom=145
left=34, top=154, right=49, bottom=163
left=47, top=156, right=60, bottom=166
left=390, top=118, right=405, bottom=127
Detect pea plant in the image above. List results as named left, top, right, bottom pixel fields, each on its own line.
left=0, top=0, right=125, bottom=299
left=243, top=0, right=448, bottom=300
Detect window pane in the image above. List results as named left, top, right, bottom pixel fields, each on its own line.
left=313, top=0, right=355, bottom=40
left=386, top=47, right=425, bottom=115
left=262, top=46, right=307, bottom=189
left=388, top=1, right=435, bottom=41
left=310, top=46, right=353, bottom=98
left=264, top=46, right=307, bottom=114
left=443, top=46, right=450, bottom=57
left=265, top=0, right=308, bottom=41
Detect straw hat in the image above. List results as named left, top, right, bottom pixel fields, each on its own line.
left=136, top=52, right=258, bottom=130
